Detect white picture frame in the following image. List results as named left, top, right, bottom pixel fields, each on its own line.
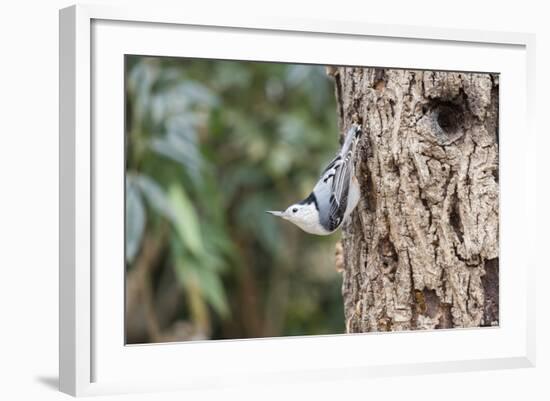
left=59, top=4, right=536, bottom=397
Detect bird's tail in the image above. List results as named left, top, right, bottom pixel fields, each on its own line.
left=341, top=123, right=363, bottom=157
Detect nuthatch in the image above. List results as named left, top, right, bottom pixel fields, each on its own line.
left=267, top=124, right=362, bottom=235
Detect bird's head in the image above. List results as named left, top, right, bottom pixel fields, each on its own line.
left=266, top=202, right=319, bottom=233
left=267, top=203, right=305, bottom=222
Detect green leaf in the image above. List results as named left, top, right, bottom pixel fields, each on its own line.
left=203, top=224, right=235, bottom=260
left=173, top=250, right=230, bottom=319
left=125, top=180, right=146, bottom=263
left=150, top=134, right=201, bottom=177
left=173, top=255, right=211, bottom=330
left=134, top=174, right=176, bottom=222
left=168, top=185, right=204, bottom=256
left=195, top=265, right=230, bottom=318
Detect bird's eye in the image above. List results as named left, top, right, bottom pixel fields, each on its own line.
left=292, top=208, right=298, bottom=213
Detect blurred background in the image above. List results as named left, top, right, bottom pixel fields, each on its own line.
left=125, top=55, right=343, bottom=344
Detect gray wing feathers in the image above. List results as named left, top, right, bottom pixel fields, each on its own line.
left=315, top=125, right=361, bottom=232
left=314, top=163, right=348, bottom=232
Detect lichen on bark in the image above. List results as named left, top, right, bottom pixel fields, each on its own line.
left=331, top=67, right=499, bottom=332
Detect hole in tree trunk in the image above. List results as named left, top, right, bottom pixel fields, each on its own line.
left=436, top=103, right=464, bottom=135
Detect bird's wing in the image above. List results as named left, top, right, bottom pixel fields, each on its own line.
left=319, top=154, right=342, bottom=177
left=315, top=125, right=362, bottom=232
left=315, top=152, right=353, bottom=231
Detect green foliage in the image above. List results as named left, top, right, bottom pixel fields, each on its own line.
left=168, top=185, right=204, bottom=256
left=125, top=178, right=145, bottom=263
left=125, top=55, right=343, bottom=341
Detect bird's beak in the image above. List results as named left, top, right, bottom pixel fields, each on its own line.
left=266, top=210, right=285, bottom=218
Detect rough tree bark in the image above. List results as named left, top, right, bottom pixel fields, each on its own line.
left=331, top=67, right=499, bottom=332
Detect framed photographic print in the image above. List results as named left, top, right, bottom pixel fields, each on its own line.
left=59, top=4, right=536, bottom=396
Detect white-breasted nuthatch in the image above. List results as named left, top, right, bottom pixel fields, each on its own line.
left=267, top=124, right=363, bottom=235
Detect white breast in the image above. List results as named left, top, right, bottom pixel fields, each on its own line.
left=291, top=203, right=332, bottom=235
left=287, top=175, right=361, bottom=236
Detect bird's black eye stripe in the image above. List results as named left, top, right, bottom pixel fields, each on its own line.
left=292, top=208, right=298, bottom=213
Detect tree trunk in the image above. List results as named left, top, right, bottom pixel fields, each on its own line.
left=332, top=67, right=499, bottom=332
